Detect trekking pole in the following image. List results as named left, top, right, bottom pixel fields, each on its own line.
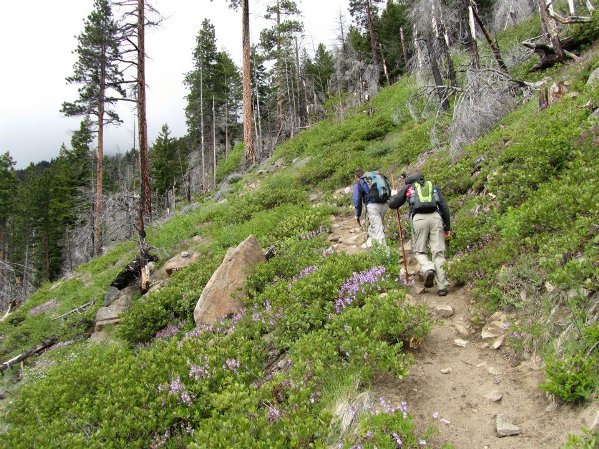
left=391, top=175, right=410, bottom=284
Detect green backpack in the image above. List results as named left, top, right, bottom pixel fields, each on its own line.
left=409, top=180, right=438, bottom=213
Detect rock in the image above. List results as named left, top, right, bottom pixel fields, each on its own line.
left=194, top=235, right=266, bottom=326
left=435, top=305, right=454, bottom=318
left=493, top=336, right=505, bottom=350
left=496, top=414, right=521, bottom=437
left=485, top=391, right=503, bottom=402
left=544, top=281, right=555, bottom=293
left=347, top=233, right=367, bottom=246
left=308, top=193, right=321, bottom=202
left=163, top=251, right=200, bottom=276
left=588, top=409, right=599, bottom=433
left=455, top=324, right=470, bottom=337
left=481, top=313, right=508, bottom=340
left=95, top=286, right=134, bottom=331
left=586, top=67, right=599, bottom=86
left=488, top=366, right=500, bottom=376
left=104, top=286, right=120, bottom=306
left=440, top=367, right=452, bottom=374
left=454, top=339, right=468, bottom=348
left=328, top=235, right=340, bottom=243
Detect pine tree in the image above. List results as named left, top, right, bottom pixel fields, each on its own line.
left=349, top=0, right=385, bottom=82
left=61, top=0, right=126, bottom=256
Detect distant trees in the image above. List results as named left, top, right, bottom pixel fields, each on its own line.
left=185, top=18, right=242, bottom=191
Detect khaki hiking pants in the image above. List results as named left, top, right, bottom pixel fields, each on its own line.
left=412, top=211, right=447, bottom=290
left=366, top=202, right=388, bottom=248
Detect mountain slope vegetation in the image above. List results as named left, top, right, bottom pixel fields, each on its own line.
left=1, top=11, right=599, bottom=449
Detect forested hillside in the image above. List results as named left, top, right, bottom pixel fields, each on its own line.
left=1, top=0, right=598, bottom=447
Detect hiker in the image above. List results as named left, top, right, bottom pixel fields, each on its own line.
left=388, top=173, right=451, bottom=296
left=353, top=168, right=391, bottom=248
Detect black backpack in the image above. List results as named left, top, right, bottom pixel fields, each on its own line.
left=361, top=171, right=391, bottom=203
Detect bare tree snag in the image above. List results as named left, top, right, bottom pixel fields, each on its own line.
left=464, top=0, right=480, bottom=69
left=0, top=337, right=57, bottom=373
left=471, top=1, right=509, bottom=73
left=537, top=0, right=565, bottom=61
left=400, top=27, right=409, bottom=68
left=424, top=32, right=450, bottom=111
left=138, top=0, right=151, bottom=218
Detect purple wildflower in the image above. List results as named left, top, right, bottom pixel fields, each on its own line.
left=166, top=376, right=193, bottom=406
left=289, top=265, right=318, bottom=287
left=224, top=358, right=240, bottom=373
left=267, top=405, right=282, bottom=422
left=392, top=432, right=403, bottom=447
left=155, top=322, right=182, bottom=340
left=336, top=266, right=386, bottom=313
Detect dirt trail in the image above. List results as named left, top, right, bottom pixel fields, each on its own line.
left=329, top=212, right=593, bottom=449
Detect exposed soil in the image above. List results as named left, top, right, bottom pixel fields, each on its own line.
left=329, top=211, right=595, bottom=449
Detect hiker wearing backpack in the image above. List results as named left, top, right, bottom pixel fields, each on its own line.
left=388, top=173, right=451, bottom=296
left=353, top=168, right=391, bottom=248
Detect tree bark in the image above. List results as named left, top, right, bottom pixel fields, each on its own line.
left=212, top=95, right=217, bottom=187
left=242, top=0, right=256, bottom=165
left=471, top=1, right=509, bottom=73
left=400, top=27, right=409, bottom=69
left=95, top=84, right=104, bottom=256
left=424, top=33, right=449, bottom=111
left=138, top=0, right=151, bottom=218
left=366, top=0, right=380, bottom=72
left=537, top=0, right=565, bottom=61
left=465, top=0, right=480, bottom=69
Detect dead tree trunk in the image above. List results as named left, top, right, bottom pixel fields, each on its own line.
left=471, top=1, right=509, bottom=73
left=138, top=0, right=151, bottom=219
left=424, top=33, right=450, bottom=111
left=537, top=0, right=565, bottom=61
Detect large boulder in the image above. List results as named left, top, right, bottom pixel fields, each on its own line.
left=194, top=235, right=266, bottom=326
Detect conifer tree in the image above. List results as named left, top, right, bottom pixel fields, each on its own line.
left=61, top=0, right=126, bottom=256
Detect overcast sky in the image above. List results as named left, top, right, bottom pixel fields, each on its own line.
left=0, top=0, right=349, bottom=169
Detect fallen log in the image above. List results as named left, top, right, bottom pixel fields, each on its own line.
left=0, top=337, right=58, bottom=373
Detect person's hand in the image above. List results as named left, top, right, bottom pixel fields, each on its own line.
left=356, top=217, right=361, bottom=227
left=444, top=230, right=452, bottom=239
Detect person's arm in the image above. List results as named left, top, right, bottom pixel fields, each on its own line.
left=353, top=183, right=363, bottom=222
left=435, top=188, right=451, bottom=231
left=388, top=185, right=408, bottom=209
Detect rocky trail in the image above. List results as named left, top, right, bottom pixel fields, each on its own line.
left=328, top=212, right=597, bottom=449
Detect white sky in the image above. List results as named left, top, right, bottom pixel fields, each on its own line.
left=0, top=0, right=349, bottom=169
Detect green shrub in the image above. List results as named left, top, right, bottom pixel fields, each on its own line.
left=541, top=354, right=598, bottom=403
left=216, top=141, right=244, bottom=182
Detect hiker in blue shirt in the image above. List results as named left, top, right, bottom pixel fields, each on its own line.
left=353, top=168, right=389, bottom=248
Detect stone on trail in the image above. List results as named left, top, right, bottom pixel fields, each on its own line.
left=485, top=391, right=503, bottom=402
left=492, top=336, right=505, bottom=350
left=435, top=305, right=454, bottom=318
left=440, top=367, right=452, bottom=374
left=94, top=285, right=135, bottom=331
left=496, top=414, right=521, bottom=437
left=454, top=323, right=470, bottom=337
left=194, top=235, right=266, bottom=326
left=454, top=339, right=468, bottom=348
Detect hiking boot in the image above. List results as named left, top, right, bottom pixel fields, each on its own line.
left=438, top=288, right=448, bottom=297
left=423, top=270, right=435, bottom=288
